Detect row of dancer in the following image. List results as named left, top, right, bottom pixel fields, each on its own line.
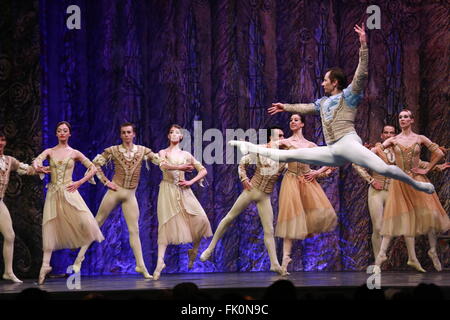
left=1, top=110, right=447, bottom=285
left=0, top=121, right=213, bottom=284
left=228, top=24, right=449, bottom=272
left=0, top=115, right=340, bottom=284
left=200, top=116, right=337, bottom=275
left=1, top=23, right=448, bottom=283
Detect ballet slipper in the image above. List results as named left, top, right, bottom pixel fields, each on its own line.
left=375, top=253, right=387, bottom=267
left=135, top=265, right=153, bottom=279
left=2, top=273, right=23, bottom=283
left=229, top=140, right=249, bottom=155
left=72, top=256, right=84, bottom=274
left=428, top=249, right=442, bottom=272
left=199, top=248, right=212, bottom=262
left=415, top=181, right=435, bottom=194
left=281, top=255, right=292, bottom=275
left=270, top=264, right=288, bottom=276
left=153, top=260, right=166, bottom=281
left=38, top=266, right=52, bottom=285
left=188, top=248, right=198, bottom=269
left=407, top=259, right=426, bottom=273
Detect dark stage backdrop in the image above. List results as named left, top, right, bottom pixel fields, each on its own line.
left=1, top=0, right=448, bottom=278
left=0, top=0, right=43, bottom=278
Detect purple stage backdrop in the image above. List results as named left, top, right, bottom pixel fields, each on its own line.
left=0, top=0, right=448, bottom=278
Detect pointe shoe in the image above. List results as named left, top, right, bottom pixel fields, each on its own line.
left=270, top=264, right=288, bottom=276
left=188, top=248, right=198, bottom=269
left=416, top=182, right=435, bottom=194
left=135, top=266, right=153, bottom=279
left=407, top=259, right=426, bottom=273
left=38, top=266, right=52, bottom=285
left=281, top=256, right=292, bottom=275
left=2, top=273, right=23, bottom=283
left=375, top=253, right=387, bottom=267
left=428, top=249, right=442, bottom=272
left=72, top=256, right=84, bottom=274
left=199, top=248, right=212, bottom=262
left=229, top=140, right=249, bottom=155
left=153, top=261, right=166, bottom=281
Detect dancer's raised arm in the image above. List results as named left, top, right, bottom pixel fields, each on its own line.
left=350, top=24, right=368, bottom=95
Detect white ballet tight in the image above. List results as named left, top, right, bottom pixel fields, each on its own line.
left=74, top=187, right=147, bottom=270
left=203, top=188, right=280, bottom=269
left=232, top=133, right=434, bottom=194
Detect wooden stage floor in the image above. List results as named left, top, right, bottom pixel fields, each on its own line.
left=1, top=271, right=450, bottom=300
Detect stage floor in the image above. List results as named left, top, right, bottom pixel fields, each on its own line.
left=2, top=271, right=450, bottom=300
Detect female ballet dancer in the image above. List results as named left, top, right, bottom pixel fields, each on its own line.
left=375, top=110, right=450, bottom=272
left=33, top=121, right=104, bottom=284
left=275, top=114, right=337, bottom=273
left=229, top=24, right=434, bottom=195
left=153, top=125, right=212, bottom=280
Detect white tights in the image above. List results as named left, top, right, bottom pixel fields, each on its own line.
left=231, top=133, right=435, bottom=194
left=74, top=187, right=147, bottom=270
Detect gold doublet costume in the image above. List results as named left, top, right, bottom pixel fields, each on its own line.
left=353, top=143, right=395, bottom=190
left=91, top=144, right=161, bottom=243
left=238, top=151, right=286, bottom=194
left=276, top=147, right=337, bottom=239
left=380, top=141, right=450, bottom=236
left=0, top=156, right=35, bottom=200
left=94, top=145, right=161, bottom=189
left=157, top=151, right=212, bottom=245
left=0, top=156, right=36, bottom=229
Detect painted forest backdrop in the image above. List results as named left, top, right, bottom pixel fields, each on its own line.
left=0, top=0, right=448, bottom=277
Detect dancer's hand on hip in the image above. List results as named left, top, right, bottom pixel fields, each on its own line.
left=371, top=180, right=383, bottom=191
left=411, top=167, right=429, bottom=175
left=66, top=180, right=82, bottom=193
left=242, top=180, right=253, bottom=191
left=106, top=181, right=119, bottom=191
left=304, top=170, right=319, bottom=182
left=178, top=180, right=194, bottom=188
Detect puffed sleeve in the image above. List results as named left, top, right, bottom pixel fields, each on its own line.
left=79, top=154, right=96, bottom=184
left=238, top=153, right=256, bottom=182
left=352, top=163, right=373, bottom=184
left=143, top=147, right=162, bottom=170
left=189, top=153, right=206, bottom=187
left=92, top=147, right=113, bottom=185
left=10, top=157, right=36, bottom=175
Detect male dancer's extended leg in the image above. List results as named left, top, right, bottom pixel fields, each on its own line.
left=200, top=190, right=253, bottom=261
left=72, top=189, right=120, bottom=273
left=122, top=190, right=152, bottom=279
left=229, top=141, right=340, bottom=167
left=230, top=136, right=434, bottom=194
left=331, top=134, right=435, bottom=194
